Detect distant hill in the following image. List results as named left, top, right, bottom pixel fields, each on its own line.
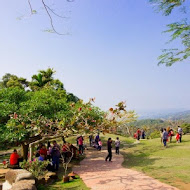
left=137, top=110, right=190, bottom=122
left=161, top=110, right=190, bottom=122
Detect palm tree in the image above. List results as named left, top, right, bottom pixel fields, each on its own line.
left=29, top=68, right=64, bottom=91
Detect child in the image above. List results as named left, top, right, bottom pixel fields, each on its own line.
left=176, top=133, right=180, bottom=143
left=98, top=139, right=102, bottom=151
left=38, top=154, right=45, bottom=161
left=115, top=137, right=120, bottom=154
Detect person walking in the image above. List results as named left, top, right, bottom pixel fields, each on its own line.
left=162, top=128, right=168, bottom=147
left=95, top=133, right=100, bottom=145
left=141, top=130, right=146, bottom=139
left=160, top=128, right=164, bottom=144
left=89, top=134, right=93, bottom=147
left=137, top=128, right=141, bottom=141
left=105, top=138, right=112, bottom=162
left=168, top=129, right=174, bottom=143
left=115, top=137, right=120, bottom=155
left=51, top=141, right=61, bottom=171
left=178, top=126, right=183, bottom=143
left=78, top=136, right=84, bottom=155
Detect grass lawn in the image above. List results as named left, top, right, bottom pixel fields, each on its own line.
left=101, top=133, right=135, bottom=148
left=122, top=135, right=190, bottom=190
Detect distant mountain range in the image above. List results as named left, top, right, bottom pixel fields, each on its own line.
left=137, top=110, right=190, bottom=122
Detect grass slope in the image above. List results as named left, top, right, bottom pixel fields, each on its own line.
left=122, top=135, right=190, bottom=190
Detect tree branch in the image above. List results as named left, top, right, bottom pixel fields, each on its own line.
left=41, top=0, right=67, bottom=35
left=28, top=0, right=33, bottom=14
left=45, top=4, right=69, bottom=19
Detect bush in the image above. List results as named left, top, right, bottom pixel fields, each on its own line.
left=149, top=130, right=160, bottom=139
left=20, top=160, right=49, bottom=179
left=181, top=123, right=190, bottom=134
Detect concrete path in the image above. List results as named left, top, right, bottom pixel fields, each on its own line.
left=74, top=148, right=178, bottom=190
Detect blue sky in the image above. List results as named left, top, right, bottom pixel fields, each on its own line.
left=0, top=0, right=190, bottom=113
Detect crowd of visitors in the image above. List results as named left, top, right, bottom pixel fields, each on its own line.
left=160, top=126, right=183, bottom=147
left=9, top=139, right=79, bottom=172
left=9, top=126, right=182, bottom=170
left=134, top=129, right=146, bottom=140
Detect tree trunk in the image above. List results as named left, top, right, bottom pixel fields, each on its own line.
left=21, top=143, right=29, bottom=161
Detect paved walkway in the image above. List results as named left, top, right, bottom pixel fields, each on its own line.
left=74, top=148, right=178, bottom=190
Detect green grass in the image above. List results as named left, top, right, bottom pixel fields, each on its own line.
left=122, top=135, right=190, bottom=189
left=37, top=156, right=89, bottom=190
left=100, top=133, right=135, bottom=148
left=38, top=175, right=89, bottom=190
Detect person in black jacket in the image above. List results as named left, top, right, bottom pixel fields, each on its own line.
left=105, top=138, right=112, bottom=162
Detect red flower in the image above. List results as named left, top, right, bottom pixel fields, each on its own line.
left=2, top=161, right=6, bottom=165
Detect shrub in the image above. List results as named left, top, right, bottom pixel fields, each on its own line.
left=20, top=160, right=49, bottom=179
left=181, top=123, right=190, bottom=134
left=149, top=130, right=160, bottom=139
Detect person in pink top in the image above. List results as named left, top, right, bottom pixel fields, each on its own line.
left=78, top=136, right=84, bottom=155
left=98, top=139, right=102, bottom=151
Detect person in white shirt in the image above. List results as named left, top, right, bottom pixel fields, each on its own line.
left=115, top=137, right=120, bottom=155
left=178, top=126, right=183, bottom=143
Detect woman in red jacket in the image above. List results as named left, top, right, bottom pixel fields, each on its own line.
left=10, top=149, right=20, bottom=165
left=39, top=145, right=47, bottom=159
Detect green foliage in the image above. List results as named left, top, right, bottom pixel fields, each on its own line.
left=158, top=20, right=190, bottom=66
left=0, top=88, right=27, bottom=123
left=149, top=130, right=161, bottom=139
left=149, top=0, right=185, bottom=16
left=29, top=68, right=64, bottom=91
left=19, top=88, right=69, bottom=119
left=149, top=0, right=190, bottom=66
left=0, top=69, right=105, bottom=144
left=20, top=160, right=49, bottom=179
left=125, top=119, right=168, bottom=137
left=0, top=73, right=29, bottom=89
left=181, top=123, right=190, bottom=134
left=0, top=69, right=135, bottom=146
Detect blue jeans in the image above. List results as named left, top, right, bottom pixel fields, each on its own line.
left=163, top=139, right=167, bottom=147
left=79, top=145, right=83, bottom=154
left=52, top=156, right=59, bottom=171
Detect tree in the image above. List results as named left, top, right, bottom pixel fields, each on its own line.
left=150, top=0, right=190, bottom=66
left=29, top=68, right=64, bottom=91
left=101, top=101, right=137, bottom=135
left=0, top=73, right=29, bottom=89
left=181, top=123, right=190, bottom=134
left=0, top=69, right=137, bottom=160
left=0, top=87, right=27, bottom=124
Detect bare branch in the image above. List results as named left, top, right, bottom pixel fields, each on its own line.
left=28, top=0, right=33, bottom=14
left=41, top=0, right=67, bottom=35
left=45, top=4, right=70, bottom=19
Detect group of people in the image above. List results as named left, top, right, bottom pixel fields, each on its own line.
left=35, top=140, right=61, bottom=171
left=161, top=126, right=183, bottom=147
left=134, top=128, right=146, bottom=140
left=77, top=134, right=121, bottom=162
left=9, top=139, right=76, bottom=172
left=89, top=134, right=103, bottom=151
left=105, top=137, right=120, bottom=162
